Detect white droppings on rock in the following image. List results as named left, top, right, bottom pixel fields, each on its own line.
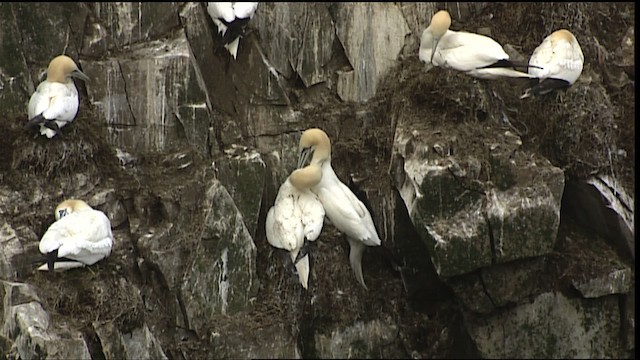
left=219, top=247, right=229, bottom=315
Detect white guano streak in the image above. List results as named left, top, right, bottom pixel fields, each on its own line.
left=219, top=247, right=229, bottom=315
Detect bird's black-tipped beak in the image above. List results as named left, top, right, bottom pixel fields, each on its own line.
left=297, top=147, right=313, bottom=169
left=430, top=37, right=440, bottom=64
left=70, top=69, right=90, bottom=82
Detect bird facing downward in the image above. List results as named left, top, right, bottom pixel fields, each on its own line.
left=206, top=2, right=259, bottom=60
left=419, top=10, right=539, bottom=79
left=37, top=199, right=113, bottom=272
left=520, top=29, right=584, bottom=99
left=297, top=128, right=381, bottom=289
left=266, top=164, right=325, bottom=289
left=26, top=55, right=90, bottom=138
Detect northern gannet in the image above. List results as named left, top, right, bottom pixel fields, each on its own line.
left=37, top=199, right=113, bottom=271
left=419, top=10, right=538, bottom=79
left=266, top=164, right=325, bottom=289
left=297, top=128, right=381, bottom=289
left=206, top=2, right=259, bottom=59
left=26, top=55, right=89, bottom=138
left=521, top=29, right=584, bottom=99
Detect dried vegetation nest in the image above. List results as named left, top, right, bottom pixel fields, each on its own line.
left=28, top=255, right=145, bottom=333
left=486, top=2, right=635, bottom=186
left=384, top=2, right=635, bottom=190
left=9, top=106, right=119, bottom=181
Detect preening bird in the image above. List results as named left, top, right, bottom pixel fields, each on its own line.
left=266, top=164, right=325, bottom=289
left=297, top=128, right=381, bottom=289
left=206, top=2, right=259, bottom=59
left=419, top=10, right=538, bottom=79
left=520, top=29, right=584, bottom=99
left=26, top=55, right=89, bottom=138
left=37, top=199, right=113, bottom=272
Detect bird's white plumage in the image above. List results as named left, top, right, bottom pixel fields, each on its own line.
left=313, top=163, right=380, bottom=247
left=232, top=2, right=258, bottom=19
left=208, top=2, right=236, bottom=24
left=266, top=174, right=324, bottom=289
left=27, top=55, right=88, bottom=138
left=28, top=82, right=79, bottom=138
left=521, top=29, right=584, bottom=98
left=37, top=200, right=113, bottom=271
left=298, top=128, right=381, bottom=289
left=419, top=10, right=536, bottom=79
left=206, top=2, right=258, bottom=59
left=528, top=29, right=583, bottom=83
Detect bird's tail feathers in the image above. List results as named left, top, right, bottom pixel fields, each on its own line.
left=24, top=114, right=46, bottom=130
left=225, top=39, right=240, bottom=59
left=508, top=60, right=543, bottom=71
left=482, top=59, right=541, bottom=71
left=221, top=17, right=250, bottom=44
left=487, top=68, right=538, bottom=79
left=347, top=238, right=368, bottom=290
left=37, top=261, right=86, bottom=272
left=294, top=255, right=310, bottom=289
left=293, top=239, right=313, bottom=264
left=31, top=250, right=81, bottom=272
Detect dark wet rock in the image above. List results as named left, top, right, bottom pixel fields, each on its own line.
left=333, top=3, right=410, bottom=102
left=181, top=179, right=258, bottom=335
left=391, top=124, right=564, bottom=278
left=1, top=296, right=91, bottom=360
left=208, top=314, right=300, bottom=359
left=571, top=267, right=633, bottom=298
left=216, top=145, right=267, bottom=238
left=465, top=292, right=626, bottom=358
left=563, top=175, right=635, bottom=260
left=94, top=321, right=168, bottom=360
left=313, top=318, right=407, bottom=359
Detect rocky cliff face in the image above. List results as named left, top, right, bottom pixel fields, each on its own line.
left=0, top=2, right=634, bottom=359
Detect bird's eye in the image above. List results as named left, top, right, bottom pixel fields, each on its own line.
left=58, top=209, right=69, bottom=218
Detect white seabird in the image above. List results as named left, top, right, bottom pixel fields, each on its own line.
left=266, top=164, right=325, bottom=289
left=26, top=55, right=89, bottom=138
left=37, top=199, right=113, bottom=272
left=206, top=2, right=259, bottom=59
left=520, top=29, right=584, bottom=99
left=297, top=128, right=382, bottom=290
left=419, top=10, right=538, bottom=79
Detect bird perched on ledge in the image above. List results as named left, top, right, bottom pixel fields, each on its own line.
left=206, top=2, right=259, bottom=59
left=266, top=164, right=325, bottom=289
left=25, top=55, right=89, bottom=138
left=520, top=29, right=584, bottom=99
left=297, top=128, right=381, bottom=290
left=419, top=10, right=539, bottom=79
left=37, top=199, right=113, bottom=272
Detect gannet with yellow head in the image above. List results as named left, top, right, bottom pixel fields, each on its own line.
left=37, top=199, right=113, bottom=271
left=419, top=10, right=539, bottom=79
left=521, top=29, right=584, bottom=99
left=266, top=164, right=325, bottom=289
left=297, top=128, right=381, bottom=289
left=26, top=55, right=89, bottom=138
left=206, top=2, right=259, bottom=59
